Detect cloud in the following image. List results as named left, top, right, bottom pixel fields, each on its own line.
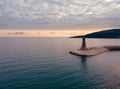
left=8, top=32, right=24, bottom=35
left=14, top=32, right=24, bottom=34
left=0, top=0, right=120, bottom=29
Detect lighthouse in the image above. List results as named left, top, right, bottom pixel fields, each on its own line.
left=80, top=37, right=86, bottom=50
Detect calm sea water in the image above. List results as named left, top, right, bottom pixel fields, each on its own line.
left=0, top=37, right=120, bottom=89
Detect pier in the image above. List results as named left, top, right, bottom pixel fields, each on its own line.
left=69, top=38, right=120, bottom=57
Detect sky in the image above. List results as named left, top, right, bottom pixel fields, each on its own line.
left=0, top=0, right=120, bottom=37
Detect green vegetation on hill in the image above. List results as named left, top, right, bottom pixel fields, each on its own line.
left=71, top=29, right=120, bottom=38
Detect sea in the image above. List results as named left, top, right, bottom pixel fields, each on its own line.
left=0, top=37, right=120, bottom=89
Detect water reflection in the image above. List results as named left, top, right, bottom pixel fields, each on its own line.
left=76, top=56, right=88, bottom=70
left=80, top=56, right=88, bottom=70
left=81, top=56, right=87, bottom=63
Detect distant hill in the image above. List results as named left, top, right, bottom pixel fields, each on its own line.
left=71, top=29, right=120, bottom=38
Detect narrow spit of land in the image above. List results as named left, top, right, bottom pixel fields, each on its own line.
left=69, top=46, right=120, bottom=56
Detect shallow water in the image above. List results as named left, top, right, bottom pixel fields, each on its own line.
left=0, top=38, right=120, bottom=89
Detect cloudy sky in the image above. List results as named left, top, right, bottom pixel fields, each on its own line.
left=0, top=0, right=120, bottom=36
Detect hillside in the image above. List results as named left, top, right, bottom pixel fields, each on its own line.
left=71, top=29, right=120, bottom=38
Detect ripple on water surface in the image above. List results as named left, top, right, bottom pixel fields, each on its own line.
left=0, top=38, right=120, bottom=89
